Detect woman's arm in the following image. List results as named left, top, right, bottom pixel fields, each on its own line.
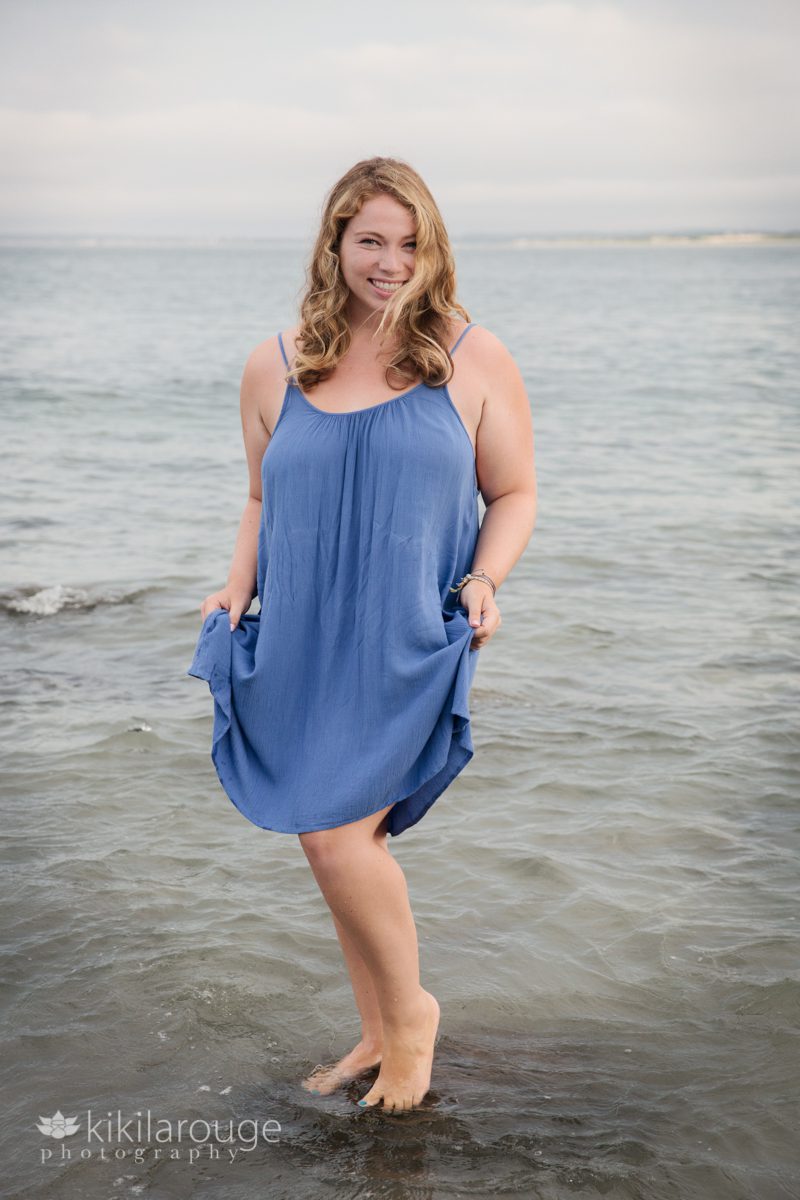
left=459, top=330, right=538, bottom=643
left=226, top=344, right=273, bottom=606
left=226, top=499, right=261, bottom=603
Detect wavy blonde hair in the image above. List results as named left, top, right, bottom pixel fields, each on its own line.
left=288, top=156, right=471, bottom=394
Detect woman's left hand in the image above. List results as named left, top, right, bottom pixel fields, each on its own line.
left=459, top=580, right=502, bottom=650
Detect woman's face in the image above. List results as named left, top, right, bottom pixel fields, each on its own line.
left=339, top=192, right=417, bottom=325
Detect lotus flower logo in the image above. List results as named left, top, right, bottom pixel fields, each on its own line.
left=36, top=1111, right=81, bottom=1138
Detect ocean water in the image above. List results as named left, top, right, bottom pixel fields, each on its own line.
left=1, top=237, right=798, bottom=1199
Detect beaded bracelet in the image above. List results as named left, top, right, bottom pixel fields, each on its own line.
left=449, top=569, right=497, bottom=598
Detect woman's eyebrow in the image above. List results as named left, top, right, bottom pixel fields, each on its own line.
left=353, top=230, right=417, bottom=239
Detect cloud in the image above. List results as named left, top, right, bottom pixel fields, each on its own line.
left=0, top=0, right=797, bottom=233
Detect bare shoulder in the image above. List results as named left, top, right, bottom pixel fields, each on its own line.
left=240, top=332, right=292, bottom=436
left=241, top=333, right=285, bottom=382
left=460, top=322, right=521, bottom=376
left=450, top=320, right=528, bottom=412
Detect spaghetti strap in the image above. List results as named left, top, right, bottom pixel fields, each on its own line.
left=277, top=330, right=290, bottom=369
left=449, top=323, right=475, bottom=356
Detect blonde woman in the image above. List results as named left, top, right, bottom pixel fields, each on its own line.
left=188, top=156, right=537, bottom=1113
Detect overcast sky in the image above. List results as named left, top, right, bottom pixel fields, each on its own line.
left=1, top=0, right=798, bottom=237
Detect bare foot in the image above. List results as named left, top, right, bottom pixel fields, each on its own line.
left=356, top=990, right=440, bottom=1113
left=301, top=1039, right=382, bottom=1096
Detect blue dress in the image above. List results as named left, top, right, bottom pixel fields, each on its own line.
left=187, top=322, right=481, bottom=836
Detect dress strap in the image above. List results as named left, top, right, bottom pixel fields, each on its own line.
left=449, top=323, right=475, bottom=356
left=277, top=330, right=290, bottom=369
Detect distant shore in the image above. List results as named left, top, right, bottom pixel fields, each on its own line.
left=1, top=231, right=798, bottom=250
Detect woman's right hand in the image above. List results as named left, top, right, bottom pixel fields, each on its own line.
left=200, top=584, right=254, bottom=631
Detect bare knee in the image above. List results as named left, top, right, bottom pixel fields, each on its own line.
left=298, top=822, right=389, bottom=876
left=297, top=828, right=352, bottom=874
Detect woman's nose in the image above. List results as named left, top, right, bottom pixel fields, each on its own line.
left=376, top=249, right=402, bottom=274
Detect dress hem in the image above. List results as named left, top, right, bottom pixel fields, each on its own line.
left=186, top=607, right=478, bottom=838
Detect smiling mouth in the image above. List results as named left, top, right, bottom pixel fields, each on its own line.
left=368, top=278, right=406, bottom=293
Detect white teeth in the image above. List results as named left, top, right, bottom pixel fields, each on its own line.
left=370, top=279, right=403, bottom=292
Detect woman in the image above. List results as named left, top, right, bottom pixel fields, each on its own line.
left=187, top=156, right=537, bottom=1114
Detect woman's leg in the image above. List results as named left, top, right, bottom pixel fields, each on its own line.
left=300, top=911, right=384, bottom=1094
left=298, top=803, right=440, bottom=1112
left=301, top=814, right=387, bottom=1093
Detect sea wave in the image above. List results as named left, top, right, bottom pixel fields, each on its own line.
left=2, top=582, right=149, bottom=616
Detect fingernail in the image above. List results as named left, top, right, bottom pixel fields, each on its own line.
left=230, top=623, right=235, bottom=631
left=310, top=1089, right=320, bottom=1095
left=470, top=620, right=479, bottom=627
left=357, top=1099, right=367, bottom=1107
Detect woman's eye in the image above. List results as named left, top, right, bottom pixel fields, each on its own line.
left=360, top=238, right=416, bottom=249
